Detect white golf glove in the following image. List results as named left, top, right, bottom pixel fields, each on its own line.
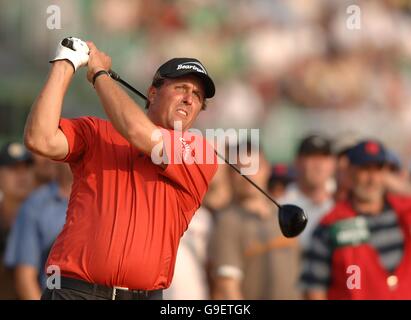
left=50, top=37, right=89, bottom=72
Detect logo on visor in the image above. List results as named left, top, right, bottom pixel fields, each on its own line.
left=365, top=142, right=379, bottom=155
left=176, top=62, right=207, bottom=74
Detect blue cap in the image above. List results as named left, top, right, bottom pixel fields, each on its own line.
left=0, top=142, right=33, bottom=167
left=346, top=140, right=387, bottom=166
left=268, top=164, right=296, bottom=188
left=297, top=134, right=332, bottom=156
left=385, top=150, right=401, bottom=171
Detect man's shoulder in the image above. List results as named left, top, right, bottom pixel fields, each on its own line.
left=387, top=193, right=411, bottom=213
left=61, top=116, right=110, bottom=130
left=319, top=201, right=356, bottom=226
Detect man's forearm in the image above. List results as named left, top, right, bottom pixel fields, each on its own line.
left=24, top=62, right=73, bottom=154
left=304, top=290, right=327, bottom=300
left=212, top=278, right=244, bottom=300
left=94, top=75, right=160, bottom=155
left=15, top=266, right=42, bottom=300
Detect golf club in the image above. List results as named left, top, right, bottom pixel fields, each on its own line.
left=61, top=38, right=308, bottom=238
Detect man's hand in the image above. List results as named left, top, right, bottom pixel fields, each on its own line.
left=86, top=42, right=112, bottom=84
left=50, top=37, right=89, bottom=72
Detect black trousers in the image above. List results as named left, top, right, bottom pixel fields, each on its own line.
left=41, top=288, right=107, bottom=300
left=41, top=287, right=164, bottom=300
left=41, top=277, right=163, bottom=300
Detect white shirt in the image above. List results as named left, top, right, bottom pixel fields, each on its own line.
left=279, top=183, right=334, bottom=249
left=163, top=207, right=212, bottom=300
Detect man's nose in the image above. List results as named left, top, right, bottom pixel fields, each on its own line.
left=182, top=91, right=193, bottom=105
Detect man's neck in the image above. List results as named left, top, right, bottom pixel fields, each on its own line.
left=352, top=197, right=385, bottom=215
left=298, top=182, right=331, bottom=205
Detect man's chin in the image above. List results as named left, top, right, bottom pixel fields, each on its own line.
left=169, top=119, right=189, bottom=131
left=354, top=189, right=384, bottom=203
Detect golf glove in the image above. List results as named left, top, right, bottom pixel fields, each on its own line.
left=50, top=37, right=89, bottom=72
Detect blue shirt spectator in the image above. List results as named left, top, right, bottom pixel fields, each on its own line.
left=4, top=182, right=67, bottom=290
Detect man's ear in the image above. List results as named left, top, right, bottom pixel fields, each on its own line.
left=148, top=86, right=157, bottom=104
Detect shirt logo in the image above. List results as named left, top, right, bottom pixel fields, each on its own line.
left=179, top=137, right=195, bottom=161
left=330, top=216, right=370, bottom=248
left=176, top=62, right=207, bottom=74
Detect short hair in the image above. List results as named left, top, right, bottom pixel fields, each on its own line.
left=145, top=72, right=208, bottom=110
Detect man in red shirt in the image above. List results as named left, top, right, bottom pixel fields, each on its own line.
left=24, top=37, right=218, bottom=300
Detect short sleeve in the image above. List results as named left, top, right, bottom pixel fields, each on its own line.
left=209, top=209, right=244, bottom=279
left=299, top=224, right=333, bottom=292
left=3, top=202, right=41, bottom=270
left=158, top=129, right=218, bottom=214
left=58, top=117, right=97, bottom=163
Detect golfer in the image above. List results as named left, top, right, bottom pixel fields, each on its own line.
left=24, top=37, right=218, bottom=300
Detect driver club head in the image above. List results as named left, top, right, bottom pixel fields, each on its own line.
left=278, top=204, right=308, bottom=238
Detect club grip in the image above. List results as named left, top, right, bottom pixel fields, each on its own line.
left=108, top=70, right=120, bottom=80
left=61, top=38, right=74, bottom=50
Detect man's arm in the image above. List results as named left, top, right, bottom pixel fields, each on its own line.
left=24, top=61, right=72, bottom=160
left=14, top=265, right=42, bottom=300
left=212, top=277, right=243, bottom=300
left=299, top=225, right=332, bottom=300
left=86, top=42, right=162, bottom=157
left=304, top=290, right=327, bottom=300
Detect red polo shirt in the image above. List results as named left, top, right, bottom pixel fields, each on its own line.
left=46, top=116, right=217, bottom=290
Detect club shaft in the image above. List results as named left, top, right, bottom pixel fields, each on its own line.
left=213, top=151, right=281, bottom=209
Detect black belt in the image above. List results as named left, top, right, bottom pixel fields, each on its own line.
left=60, top=276, right=163, bottom=300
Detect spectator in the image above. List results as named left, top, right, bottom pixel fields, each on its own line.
left=209, top=143, right=300, bottom=299
left=163, top=206, right=213, bottom=300
left=301, top=140, right=411, bottom=299
left=4, top=163, right=72, bottom=300
left=279, top=134, right=336, bottom=249
left=0, top=142, right=34, bottom=299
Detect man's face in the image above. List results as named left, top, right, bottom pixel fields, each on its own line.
left=0, top=162, right=34, bottom=201
left=297, top=154, right=336, bottom=189
left=147, top=75, right=205, bottom=131
left=349, top=164, right=386, bottom=203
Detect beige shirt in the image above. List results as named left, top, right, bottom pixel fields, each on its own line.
left=209, top=204, right=301, bottom=300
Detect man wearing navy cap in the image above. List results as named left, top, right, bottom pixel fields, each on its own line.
left=279, top=134, right=336, bottom=249
left=0, top=142, right=34, bottom=252
left=0, top=142, right=34, bottom=299
left=301, top=139, right=411, bottom=299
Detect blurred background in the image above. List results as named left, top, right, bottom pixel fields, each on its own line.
left=1, top=0, right=411, bottom=163
left=2, top=0, right=411, bottom=300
